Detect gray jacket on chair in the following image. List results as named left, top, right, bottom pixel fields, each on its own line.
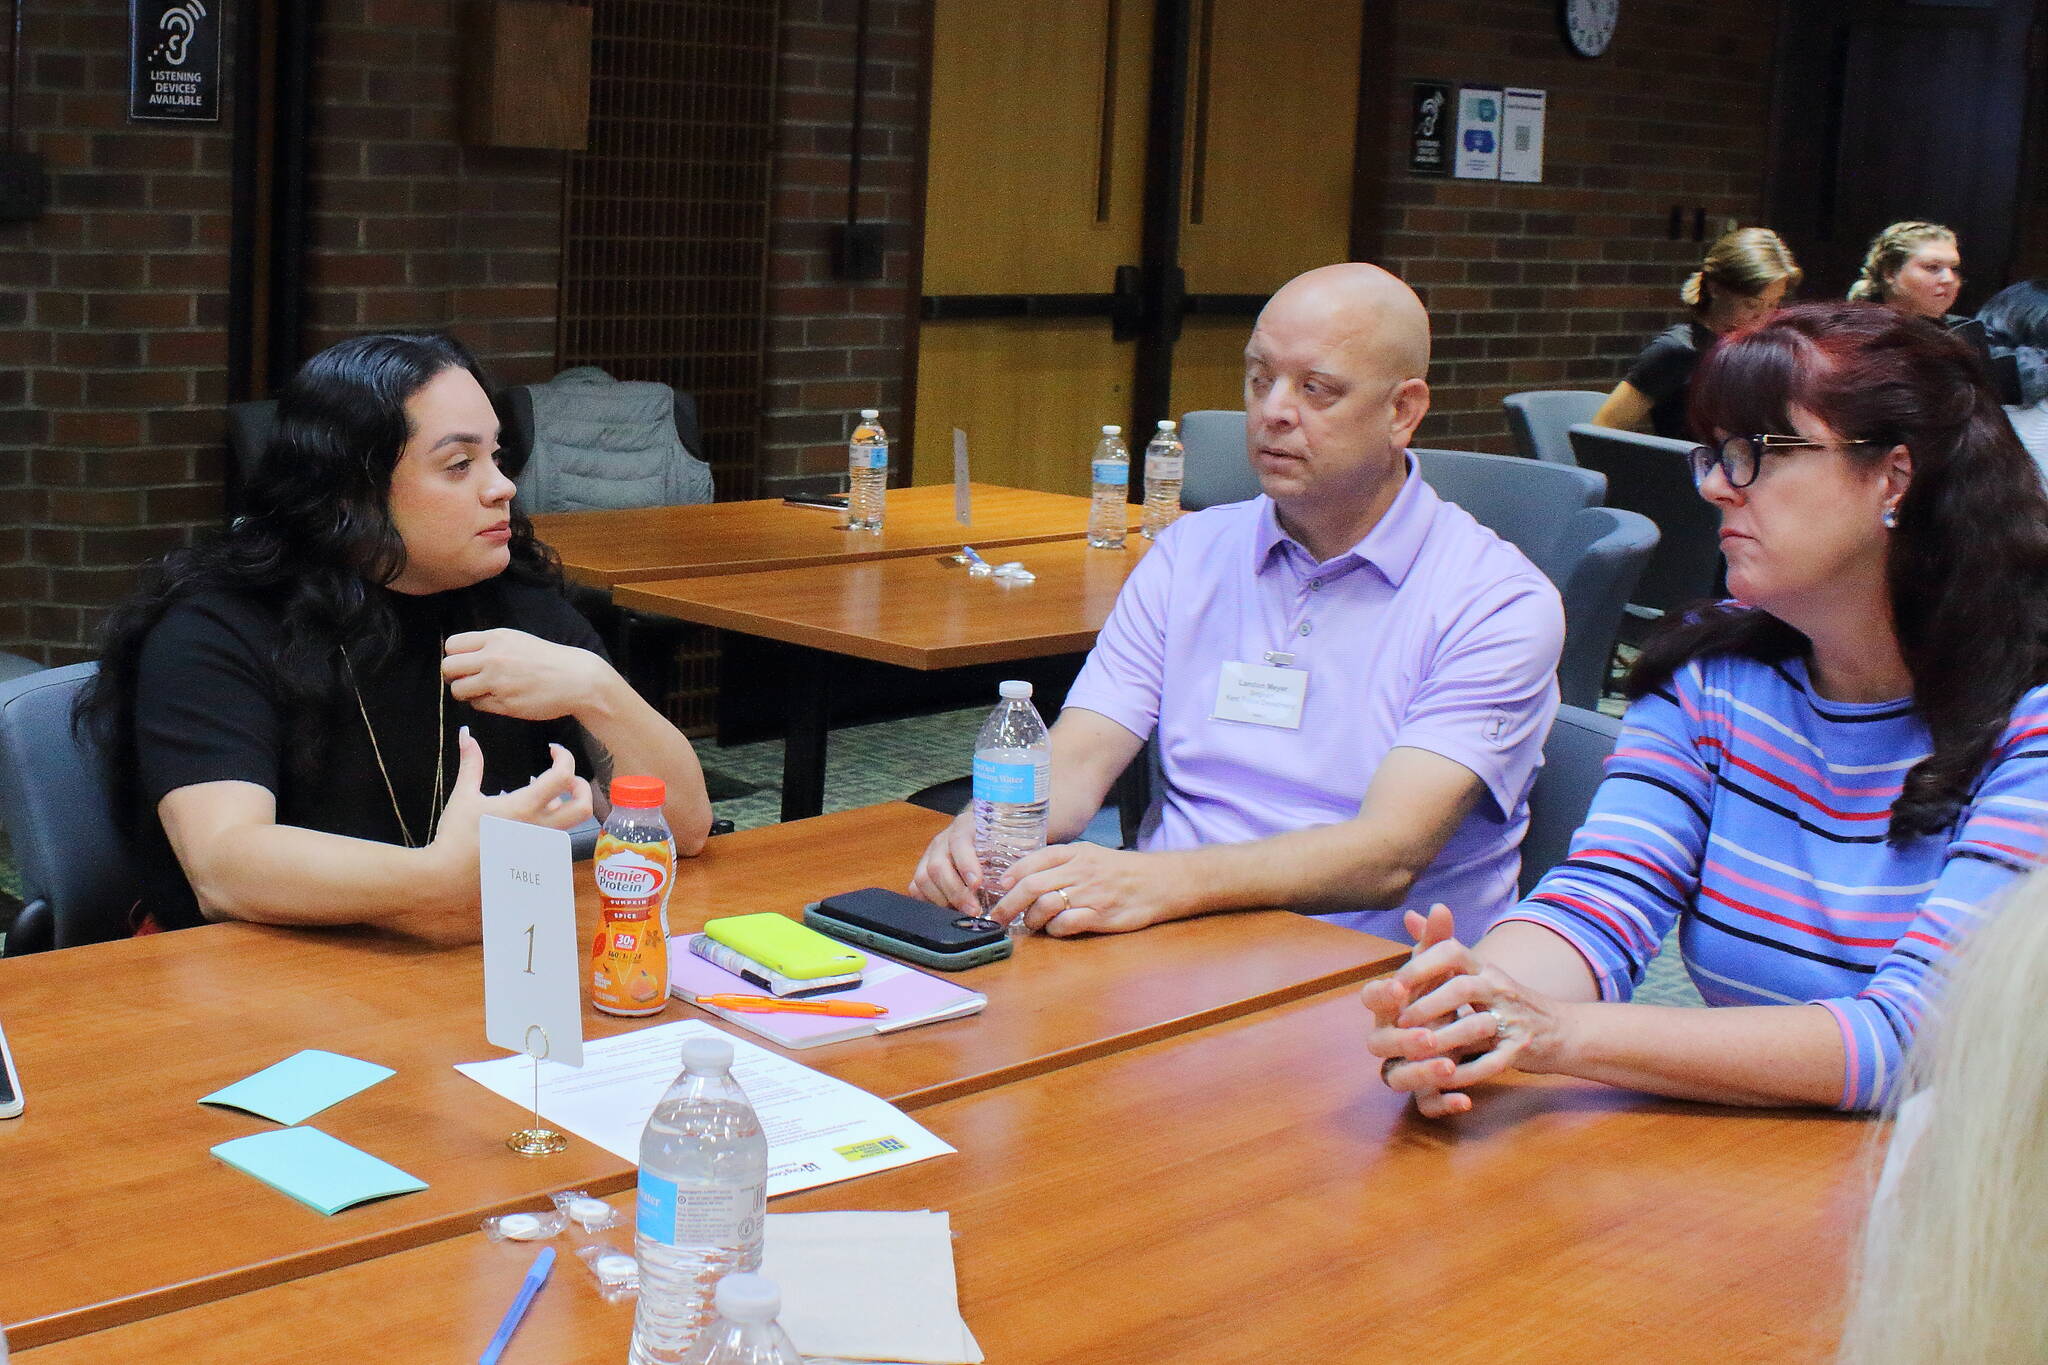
left=511, top=366, right=713, bottom=514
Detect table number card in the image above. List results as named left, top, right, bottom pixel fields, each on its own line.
left=953, top=428, right=972, bottom=525
left=480, top=815, right=584, bottom=1069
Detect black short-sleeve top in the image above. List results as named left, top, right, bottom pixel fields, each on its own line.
left=130, top=577, right=607, bottom=930
left=1622, top=320, right=1716, bottom=441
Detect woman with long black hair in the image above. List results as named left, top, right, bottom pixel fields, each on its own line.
left=1362, top=302, right=2048, bottom=1115
left=82, top=332, right=712, bottom=941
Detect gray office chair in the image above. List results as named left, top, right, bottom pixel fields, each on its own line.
left=1411, top=448, right=1605, bottom=559
left=0, top=663, right=139, bottom=954
left=1412, top=449, right=1653, bottom=708
left=1519, top=704, right=1624, bottom=896
left=1544, top=507, right=1659, bottom=709
left=1177, top=410, right=1260, bottom=510
left=1567, top=424, right=1723, bottom=627
left=1503, top=390, right=1607, bottom=465
left=0, top=651, right=41, bottom=685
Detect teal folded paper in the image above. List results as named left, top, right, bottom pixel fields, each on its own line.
left=200, top=1049, right=396, bottom=1126
left=211, top=1126, right=428, bottom=1216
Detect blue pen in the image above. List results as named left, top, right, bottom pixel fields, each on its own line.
left=478, top=1245, right=555, bottom=1365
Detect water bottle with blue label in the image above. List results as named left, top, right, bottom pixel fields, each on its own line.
left=847, top=408, right=888, bottom=531
left=630, top=1037, right=769, bottom=1365
left=972, top=680, right=1051, bottom=934
left=1086, top=424, right=1129, bottom=549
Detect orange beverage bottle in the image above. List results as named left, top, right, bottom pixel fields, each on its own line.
left=590, top=775, right=676, bottom=1017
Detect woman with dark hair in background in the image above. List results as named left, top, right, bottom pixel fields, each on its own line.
left=1592, top=226, right=1802, bottom=440
left=1363, top=302, right=2048, bottom=1116
left=81, top=332, right=713, bottom=941
left=1977, top=277, right=2048, bottom=472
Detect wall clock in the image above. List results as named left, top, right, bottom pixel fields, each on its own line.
left=1561, top=0, right=1619, bottom=58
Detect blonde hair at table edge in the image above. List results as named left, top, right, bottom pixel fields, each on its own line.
left=1836, top=864, right=2048, bottom=1363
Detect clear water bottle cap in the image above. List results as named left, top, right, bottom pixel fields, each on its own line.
left=680, top=1037, right=735, bottom=1075
left=1101, top=424, right=1121, bottom=435
left=713, top=1272, right=782, bottom=1324
left=860, top=408, right=879, bottom=420
left=999, top=680, right=1033, bottom=700
left=1156, top=419, right=1176, bottom=431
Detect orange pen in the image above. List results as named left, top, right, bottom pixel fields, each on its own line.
left=696, top=994, right=889, bottom=1018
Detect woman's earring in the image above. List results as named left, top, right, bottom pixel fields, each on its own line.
left=1881, top=504, right=1900, bottom=530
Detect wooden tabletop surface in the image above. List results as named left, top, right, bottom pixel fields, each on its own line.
left=23, top=990, right=1874, bottom=1364
left=613, top=537, right=1151, bottom=669
left=0, top=802, right=1400, bottom=1349
left=532, top=484, right=1142, bottom=588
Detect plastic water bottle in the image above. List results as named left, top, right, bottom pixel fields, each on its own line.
left=630, top=1037, right=770, bottom=1365
left=1141, top=419, right=1184, bottom=539
left=681, top=1273, right=803, bottom=1365
left=972, top=680, right=1051, bottom=934
left=847, top=409, right=888, bottom=531
left=1087, top=424, right=1129, bottom=549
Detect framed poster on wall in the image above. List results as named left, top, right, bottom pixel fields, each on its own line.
left=130, top=0, right=221, bottom=122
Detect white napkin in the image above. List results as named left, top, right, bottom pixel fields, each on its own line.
left=763, top=1211, right=983, bottom=1364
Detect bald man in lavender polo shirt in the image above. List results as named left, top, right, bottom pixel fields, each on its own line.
left=911, top=263, right=1564, bottom=942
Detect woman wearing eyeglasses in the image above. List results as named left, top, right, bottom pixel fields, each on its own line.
left=1364, top=301, right=2048, bottom=1115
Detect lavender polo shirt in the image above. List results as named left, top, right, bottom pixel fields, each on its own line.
left=1063, top=460, right=1564, bottom=938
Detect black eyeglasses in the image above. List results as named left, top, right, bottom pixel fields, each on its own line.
left=1685, top=435, right=1881, bottom=489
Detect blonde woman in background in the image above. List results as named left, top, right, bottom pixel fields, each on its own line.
left=1847, top=220, right=1964, bottom=323
left=1593, top=227, right=1802, bottom=439
left=1837, top=865, right=2048, bottom=1363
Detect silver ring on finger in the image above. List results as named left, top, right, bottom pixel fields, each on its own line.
left=1489, top=1008, right=1511, bottom=1041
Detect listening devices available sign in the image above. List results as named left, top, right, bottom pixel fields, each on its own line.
left=130, top=0, right=221, bottom=122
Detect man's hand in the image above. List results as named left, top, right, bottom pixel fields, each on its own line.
left=986, top=843, right=1196, bottom=937
left=442, top=629, right=610, bottom=723
left=909, top=808, right=984, bottom=914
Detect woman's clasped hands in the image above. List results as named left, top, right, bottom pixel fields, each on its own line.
left=1362, top=904, right=1574, bottom=1117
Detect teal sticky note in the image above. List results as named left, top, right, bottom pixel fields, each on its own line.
left=200, top=1050, right=395, bottom=1126
left=210, top=1126, right=428, bottom=1216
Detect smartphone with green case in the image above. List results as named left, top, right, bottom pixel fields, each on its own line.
left=703, top=912, right=868, bottom=980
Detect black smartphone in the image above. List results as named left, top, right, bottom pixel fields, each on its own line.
left=782, top=491, right=849, bottom=511
left=804, top=887, right=1013, bottom=971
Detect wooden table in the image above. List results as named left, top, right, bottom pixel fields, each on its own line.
left=532, top=484, right=1140, bottom=589
left=617, top=538, right=1150, bottom=819
left=25, top=991, right=1871, bottom=1363
left=0, top=803, right=1400, bottom=1350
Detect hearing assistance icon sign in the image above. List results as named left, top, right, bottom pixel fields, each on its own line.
left=130, top=0, right=221, bottom=122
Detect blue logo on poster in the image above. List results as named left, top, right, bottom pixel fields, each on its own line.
left=1476, top=98, right=1498, bottom=121
left=1463, top=129, right=1495, bottom=153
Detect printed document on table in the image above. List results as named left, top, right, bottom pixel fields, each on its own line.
left=454, top=1019, right=954, bottom=1197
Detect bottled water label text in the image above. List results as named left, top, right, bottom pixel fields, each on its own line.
left=973, top=754, right=1049, bottom=804
left=1091, top=460, right=1129, bottom=486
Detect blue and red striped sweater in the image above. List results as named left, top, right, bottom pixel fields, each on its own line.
left=1500, top=650, right=2048, bottom=1111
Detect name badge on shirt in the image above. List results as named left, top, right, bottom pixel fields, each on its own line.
left=1212, top=660, right=1307, bottom=729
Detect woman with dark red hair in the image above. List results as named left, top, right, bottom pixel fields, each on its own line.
left=1363, top=301, right=2048, bottom=1115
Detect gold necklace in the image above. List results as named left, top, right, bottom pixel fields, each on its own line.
left=340, top=645, right=447, bottom=849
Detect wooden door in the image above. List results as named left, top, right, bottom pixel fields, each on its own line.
left=1172, top=0, right=1364, bottom=414
left=913, top=0, right=1367, bottom=492
left=913, top=0, right=1155, bottom=494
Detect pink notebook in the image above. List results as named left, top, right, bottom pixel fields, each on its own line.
left=668, top=939, right=986, bottom=1049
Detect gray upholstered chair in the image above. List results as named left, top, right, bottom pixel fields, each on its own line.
left=0, top=663, right=138, bottom=954
left=1519, top=704, right=1624, bottom=895
left=1177, top=409, right=1260, bottom=510
left=501, top=369, right=711, bottom=514
left=1503, top=390, right=1607, bottom=464
left=1566, top=423, right=1724, bottom=627
left=1412, top=448, right=1652, bottom=708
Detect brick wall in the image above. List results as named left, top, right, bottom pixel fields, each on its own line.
left=308, top=1, right=566, bottom=388
left=756, top=0, right=924, bottom=493
left=0, top=0, right=235, bottom=665
left=1379, top=0, right=1781, bottom=449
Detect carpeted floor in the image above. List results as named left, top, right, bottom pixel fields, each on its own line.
left=0, top=702, right=1701, bottom=1005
